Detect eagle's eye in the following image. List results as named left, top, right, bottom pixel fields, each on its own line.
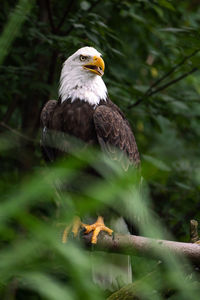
left=79, top=55, right=88, bottom=61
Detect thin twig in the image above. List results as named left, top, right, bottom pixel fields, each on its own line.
left=128, top=67, right=198, bottom=108
left=148, top=67, right=198, bottom=96
left=0, top=121, right=35, bottom=142
left=128, top=49, right=200, bottom=109
left=145, top=48, right=200, bottom=96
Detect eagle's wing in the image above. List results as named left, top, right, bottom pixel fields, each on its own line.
left=93, top=105, right=140, bottom=170
left=40, top=100, right=58, bottom=162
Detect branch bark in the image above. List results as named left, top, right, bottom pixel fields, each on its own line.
left=82, top=232, right=200, bottom=264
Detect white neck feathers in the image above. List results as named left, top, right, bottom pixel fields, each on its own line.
left=59, top=63, right=107, bottom=106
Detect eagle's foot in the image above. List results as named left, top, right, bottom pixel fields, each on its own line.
left=62, top=216, right=82, bottom=243
left=82, top=216, right=113, bottom=244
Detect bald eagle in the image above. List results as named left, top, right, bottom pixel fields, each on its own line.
left=40, top=47, right=140, bottom=290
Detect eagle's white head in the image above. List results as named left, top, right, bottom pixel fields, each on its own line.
left=59, top=47, right=108, bottom=106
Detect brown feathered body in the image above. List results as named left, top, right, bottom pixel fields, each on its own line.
left=41, top=97, right=140, bottom=169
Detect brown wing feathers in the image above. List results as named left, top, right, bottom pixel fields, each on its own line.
left=40, top=100, right=58, bottom=162
left=93, top=105, right=140, bottom=170
left=40, top=100, right=57, bottom=128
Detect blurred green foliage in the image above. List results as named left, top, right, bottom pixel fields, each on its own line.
left=1, top=0, right=200, bottom=299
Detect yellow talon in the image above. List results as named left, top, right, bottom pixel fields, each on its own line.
left=82, top=216, right=113, bottom=244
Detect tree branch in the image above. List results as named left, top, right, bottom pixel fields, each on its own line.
left=146, top=67, right=197, bottom=97
left=106, top=220, right=200, bottom=299
left=82, top=232, right=200, bottom=264
left=0, top=121, right=34, bottom=142
left=145, top=48, right=200, bottom=94
left=128, top=67, right=198, bottom=109
left=128, top=48, right=200, bottom=109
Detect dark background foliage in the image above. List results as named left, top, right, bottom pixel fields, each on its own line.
left=1, top=0, right=200, bottom=299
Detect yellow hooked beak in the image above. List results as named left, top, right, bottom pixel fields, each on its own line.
left=83, top=56, right=105, bottom=76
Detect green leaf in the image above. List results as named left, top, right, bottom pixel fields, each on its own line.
left=159, top=27, right=191, bottom=32
left=143, top=154, right=171, bottom=171
left=158, top=0, right=175, bottom=11
left=21, top=272, right=74, bottom=300
left=0, top=0, right=34, bottom=65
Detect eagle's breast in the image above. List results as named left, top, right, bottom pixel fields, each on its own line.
left=51, top=98, right=105, bottom=144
